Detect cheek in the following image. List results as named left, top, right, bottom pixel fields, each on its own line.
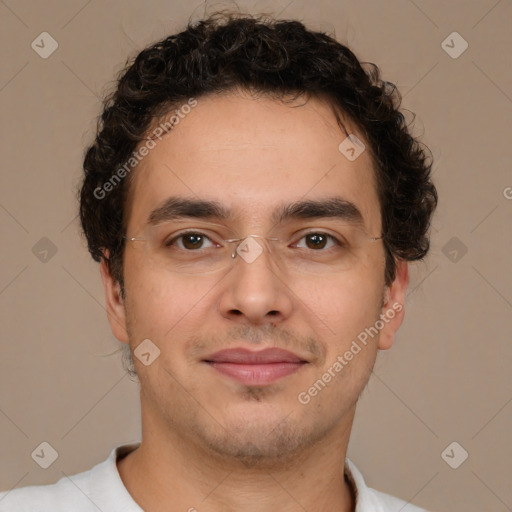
left=306, top=277, right=382, bottom=396
left=295, top=269, right=383, bottom=353
left=123, top=255, right=211, bottom=341
left=301, top=267, right=382, bottom=313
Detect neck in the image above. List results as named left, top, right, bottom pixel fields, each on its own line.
left=117, top=403, right=356, bottom=512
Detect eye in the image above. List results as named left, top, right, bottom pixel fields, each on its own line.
left=165, top=231, right=218, bottom=250
left=294, top=232, right=340, bottom=250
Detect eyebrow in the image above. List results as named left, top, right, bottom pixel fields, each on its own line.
left=147, top=196, right=366, bottom=228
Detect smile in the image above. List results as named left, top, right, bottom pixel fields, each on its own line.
left=203, top=348, right=308, bottom=386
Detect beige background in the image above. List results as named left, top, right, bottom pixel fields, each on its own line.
left=1, top=1, right=511, bottom=511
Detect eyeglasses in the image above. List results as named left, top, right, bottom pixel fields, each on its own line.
left=124, top=220, right=383, bottom=276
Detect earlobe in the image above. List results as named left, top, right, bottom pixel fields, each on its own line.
left=99, top=250, right=129, bottom=344
left=377, top=259, right=409, bottom=351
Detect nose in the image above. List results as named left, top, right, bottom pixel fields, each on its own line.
left=217, top=237, right=294, bottom=326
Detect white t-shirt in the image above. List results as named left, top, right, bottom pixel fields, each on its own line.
left=0, top=443, right=428, bottom=511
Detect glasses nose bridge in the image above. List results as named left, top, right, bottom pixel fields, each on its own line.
left=226, top=234, right=280, bottom=266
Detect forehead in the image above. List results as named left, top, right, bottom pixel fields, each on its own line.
left=126, top=91, right=381, bottom=232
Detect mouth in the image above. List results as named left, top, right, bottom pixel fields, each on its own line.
left=203, top=347, right=308, bottom=386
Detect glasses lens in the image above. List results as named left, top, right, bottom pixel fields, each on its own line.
left=126, top=221, right=381, bottom=275
left=128, top=221, right=235, bottom=275
left=269, top=226, right=378, bottom=275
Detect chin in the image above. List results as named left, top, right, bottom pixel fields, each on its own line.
left=190, top=407, right=332, bottom=470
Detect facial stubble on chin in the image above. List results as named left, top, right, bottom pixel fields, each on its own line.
left=190, top=406, right=334, bottom=471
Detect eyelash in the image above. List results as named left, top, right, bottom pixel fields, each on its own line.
left=164, top=230, right=344, bottom=250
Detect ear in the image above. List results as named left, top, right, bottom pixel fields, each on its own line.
left=377, top=259, right=409, bottom=351
left=99, top=250, right=129, bottom=344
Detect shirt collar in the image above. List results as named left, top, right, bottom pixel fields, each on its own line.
left=100, top=444, right=379, bottom=511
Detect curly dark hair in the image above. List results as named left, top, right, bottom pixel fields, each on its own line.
left=79, top=11, right=437, bottom=295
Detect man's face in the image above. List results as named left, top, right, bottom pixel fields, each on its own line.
left=108, top=91, right=400, bottom=465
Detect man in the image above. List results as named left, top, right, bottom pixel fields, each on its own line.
left=0, top=11, right=437, bottom=512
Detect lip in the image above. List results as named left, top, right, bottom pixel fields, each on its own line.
left=203, top=348, right=307, bottom=386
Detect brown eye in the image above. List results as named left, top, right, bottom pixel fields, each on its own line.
left=305, top=233, right=328, bottom=249
left=166, top=232, right=216, bottom=250
left=296, top=233, right=338, bottom=250
left=181, top=233, right=205, bottom=250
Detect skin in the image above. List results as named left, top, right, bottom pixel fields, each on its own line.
left=100, top=89, right=409, bottom=512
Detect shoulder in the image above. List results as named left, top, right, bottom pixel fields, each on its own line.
left=367, top=487, right=429, bottom=512
left=0, top=443, right=140, bottom=512
left=345, top=458, right=430, bottom=512
left=0, top=469, right=93, bottom=512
